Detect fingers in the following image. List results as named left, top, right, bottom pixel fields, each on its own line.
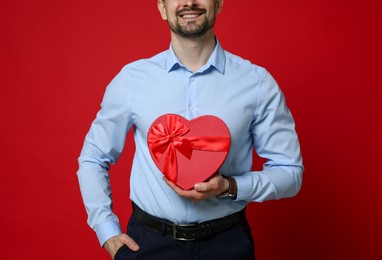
left=163, top=177, right=200, bottom=199
left=163, top=177, right=184, bottom=193
left=163, top=175, right=226, bottom=202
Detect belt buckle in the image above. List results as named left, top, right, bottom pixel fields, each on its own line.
left=172, top=223, right=198, bottom=241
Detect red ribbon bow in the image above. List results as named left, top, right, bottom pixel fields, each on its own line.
left=148, top=114, right=230, bottom=184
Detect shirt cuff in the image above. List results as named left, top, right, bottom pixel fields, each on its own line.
left=234, top=174, right=254, bottom=202
left=95, top=221, right=122, bottom=247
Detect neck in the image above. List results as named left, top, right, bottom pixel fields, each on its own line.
left=171, top=30, right=216, bottom=72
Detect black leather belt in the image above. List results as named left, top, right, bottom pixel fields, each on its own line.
left=132, top=203, right=245, bottom=241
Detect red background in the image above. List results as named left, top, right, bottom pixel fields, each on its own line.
left=1, top=0, right=381, bottom=259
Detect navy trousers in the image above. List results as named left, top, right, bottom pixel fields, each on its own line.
left=114, top=215, right=255, bottom=260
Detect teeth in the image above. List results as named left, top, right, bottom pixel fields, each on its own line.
left=182, top=14, right=199, bottom=18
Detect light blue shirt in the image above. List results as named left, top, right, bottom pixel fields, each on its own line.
left=77, top=40, right=303, bottom=246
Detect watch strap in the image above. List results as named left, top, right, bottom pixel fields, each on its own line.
left=217, top=175, right=237, bottom=199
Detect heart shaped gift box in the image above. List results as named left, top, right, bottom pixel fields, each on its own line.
left=147, top=114, right=231, bottom=190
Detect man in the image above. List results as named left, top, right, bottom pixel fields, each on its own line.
left=77, top=0, right=303, bottom=259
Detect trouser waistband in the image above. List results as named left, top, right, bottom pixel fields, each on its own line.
left=132, top=203, right=246, bottom=241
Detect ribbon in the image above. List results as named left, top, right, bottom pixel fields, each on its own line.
left=148, top=114, right=230, bottom=184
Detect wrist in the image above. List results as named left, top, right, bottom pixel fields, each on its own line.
left=217, top=175, right=237, bottom=200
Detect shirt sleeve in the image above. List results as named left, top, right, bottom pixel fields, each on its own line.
left=77, top=67, right=133, bottom=246
left=235, top=70, right=303, bottom=202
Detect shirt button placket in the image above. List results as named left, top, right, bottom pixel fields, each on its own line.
left=187, top=75, right=196, bottom=118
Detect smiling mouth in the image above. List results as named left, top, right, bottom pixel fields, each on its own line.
left=180, top=13, right=201, bottom=19
left=177, top=8, right=206, bottom=19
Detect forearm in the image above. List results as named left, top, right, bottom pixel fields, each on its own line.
left=234, top=165, right=303, bottom=202
left=77, top=161, right=122, bottom=246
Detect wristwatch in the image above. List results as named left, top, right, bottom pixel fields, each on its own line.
left=216, top=175, right=237, bottom=200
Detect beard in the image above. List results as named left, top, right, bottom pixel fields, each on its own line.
left=168, top=9, right=215, bottom=38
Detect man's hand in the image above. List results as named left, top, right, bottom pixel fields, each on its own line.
left=163, top=173, right=229, bottom=202
left=104, top=234, right=140, bottom=259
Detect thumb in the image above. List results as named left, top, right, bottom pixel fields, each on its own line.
left=120, top=234, right=140, bottom=252
left=194, top=183, right=207, bottom=192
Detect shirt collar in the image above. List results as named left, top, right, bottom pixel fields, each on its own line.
left=165, top=38, right=226, bottom=74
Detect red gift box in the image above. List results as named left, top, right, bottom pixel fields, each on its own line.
left=147, top=114, right=231, bottom=190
